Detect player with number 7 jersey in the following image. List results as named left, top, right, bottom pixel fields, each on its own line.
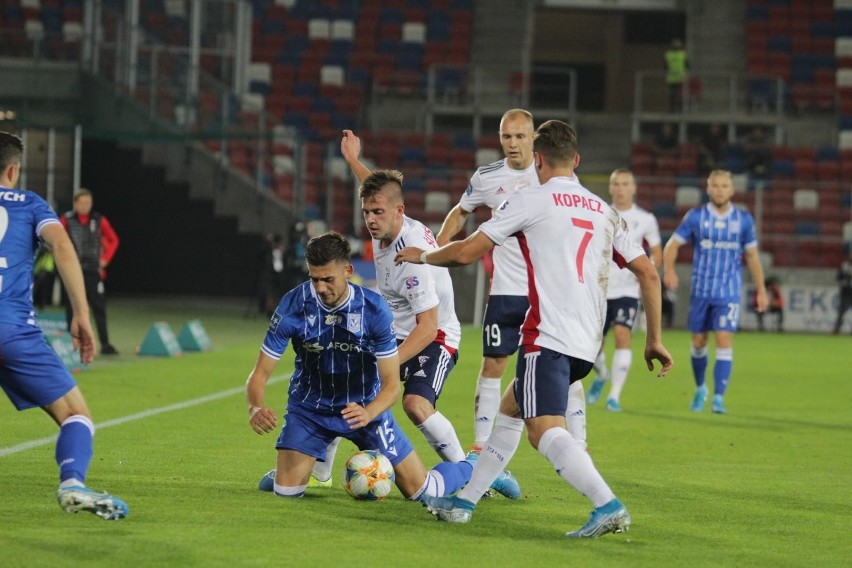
left=479, top=178, right=646, bottom=363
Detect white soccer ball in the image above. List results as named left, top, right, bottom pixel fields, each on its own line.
left=343, top=450, right=395, bottom=500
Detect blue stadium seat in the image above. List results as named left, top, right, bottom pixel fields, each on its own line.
left=767, top=36, right=790, bottom=53
left=794, top=222, right=820, bottom=236
left=770, top=159, right=794, bottom=178
left=746, top=5, right=768, bottom=20
left=815, top=147, right=840, bottom=162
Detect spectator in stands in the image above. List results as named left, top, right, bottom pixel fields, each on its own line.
left=833, top=251, right=852, bottom=334
left=60, top=189, right=120, bottom=356
left=700, top=123, right=726, bottom=174
left=257, top=233, right=287, bottom=318
left=755, top=276, right=784, bottom=332
left=664, top=38, right=688, bottom=112
left=742, top=125, right=771, bottom=177
left=654, top=123, right=678, bottom=156
left=33, top=246, right=57, bottom=310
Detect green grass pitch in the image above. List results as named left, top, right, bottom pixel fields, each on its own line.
left=0, top=298, right=849, bottom=567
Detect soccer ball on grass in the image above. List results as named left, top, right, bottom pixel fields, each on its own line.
left=343, top=450, right=395, bottom=500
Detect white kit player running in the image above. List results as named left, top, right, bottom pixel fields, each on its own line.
left=320, top=134, right=520, bottom=498
left=586, top=169, right=662, bottom=412
left=395, top=120, right=673, bottom=538
left=436, top=109, right=586, bottom=450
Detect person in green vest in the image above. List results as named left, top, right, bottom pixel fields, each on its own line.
left=33, top=246, right=56, bottom=309
left=664, top=38, right=688, bottom=112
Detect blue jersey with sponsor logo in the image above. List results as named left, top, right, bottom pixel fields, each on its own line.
left=0, top=187, right=61, bottom=327
left=262, top=281, right=398, bottom=416
left=672, top=204, right=757, bottom=301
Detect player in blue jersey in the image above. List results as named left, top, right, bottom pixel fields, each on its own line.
left=0, top=131, right=128, bottom=520
left=663, top=170, right=768, bottom=414
left=247, top=231, right=473, bottom=500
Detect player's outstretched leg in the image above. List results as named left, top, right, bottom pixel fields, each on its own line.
left=564, top=498, right=631, bottom=538
left=465, top=449, right=520, bottom=499
left=56, top=486, right=129, bottom=520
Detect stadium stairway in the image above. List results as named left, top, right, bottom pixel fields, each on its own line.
left=81, top=139, right=268, bottom=298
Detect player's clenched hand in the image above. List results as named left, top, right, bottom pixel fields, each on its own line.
left=249, top=406, right=277, bottom=434
left=394, top=246, right=425, bottom=266
left=342, top=402, right=370, bottom=430
left=340, top=130, right=361, bottom=163
left=645, top=342, right=674, bottom=378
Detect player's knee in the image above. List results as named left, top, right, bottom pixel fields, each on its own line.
left=402, top=395, right=434, bottom=424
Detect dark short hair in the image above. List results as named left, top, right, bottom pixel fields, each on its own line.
left=305, top=231, right=351, bottom=266
left=73, top=188, right=93, bottom=201
left=0, top=131, right=24, bottom=171
left=533, top=120, right=578, bottom=168
left=359, top=169, right=404, bottom=203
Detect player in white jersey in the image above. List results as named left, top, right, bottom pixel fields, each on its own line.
left=326, top=132, right=519, bottom=499
left=396, top=120, right=673, bottom=538
left=436, top=109, right=586, bottom=450
left=586, top=169, right=662, bottom=412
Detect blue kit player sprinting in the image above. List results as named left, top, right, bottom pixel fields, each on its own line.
left=0, top=131, right=128, bottom=520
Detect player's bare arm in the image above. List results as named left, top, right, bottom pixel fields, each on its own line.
left=41, top=223, right=95, bottom=364
left=341, top=130, right=372, bottom=182
left=436, top=204, right=472, bottom=246
left=246, top=352, right=279, bottom=434
left=628, top=254, right=674, bottom=377
left=397, top=307, right=438, bottom=364
left=396, top=231, right=495, bottom=268
left=744, top=247, right=769, bottom=312
left=662, top=238, right=681, bottom=290
left=345, top=354, right=402, bottom=429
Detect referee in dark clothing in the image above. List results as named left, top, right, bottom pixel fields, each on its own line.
left=60, top=188, right=120, bottom=355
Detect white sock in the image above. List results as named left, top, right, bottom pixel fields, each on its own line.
left=608, top=349, right=632, bottom=402
left=566, top=380, right=587, bottom=448
left=418, top=469, right=446, bottom=500
left=474, top=376, right=502, bottom=448
left=537, top=427, right=615, bottom=508
left=273, top=483, right=306, bottom=498
left=593, top=351, right=609, bottom=382
left=458, top=414, right=524, bottom=505
left=417, top=411, right=466, bottom=462
left=311, top=437, right=341, bottom=482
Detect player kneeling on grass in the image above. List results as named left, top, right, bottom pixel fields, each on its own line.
left=246, top=232, right=473, bottom=500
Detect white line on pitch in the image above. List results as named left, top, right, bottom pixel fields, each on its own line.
left=0, top=374, right=290, bottom=458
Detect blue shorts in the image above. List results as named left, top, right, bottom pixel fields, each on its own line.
left=603, top=297, right=640, bottom=335
left=0, top=324, right=77, bottom=411
left=482, top=295, right=529, bottom=357
left=687, top=296, right=741, bottom=333
left=513, top=346, right=593, bottom=419
left=276, top=403, right=414, bottom=467
left=400, top=341, right=458, bottom=407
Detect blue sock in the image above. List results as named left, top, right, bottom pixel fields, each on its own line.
left=714, top=348, right=733, bottom=396
left=430, top=460, right=473, bottom=496
left=690, top=346, right=708, bottom=388
left=55, top=415, right=95, bottom=484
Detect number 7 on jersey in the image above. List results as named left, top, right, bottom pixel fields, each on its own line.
left=571, top=217, right=594, bottom=284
